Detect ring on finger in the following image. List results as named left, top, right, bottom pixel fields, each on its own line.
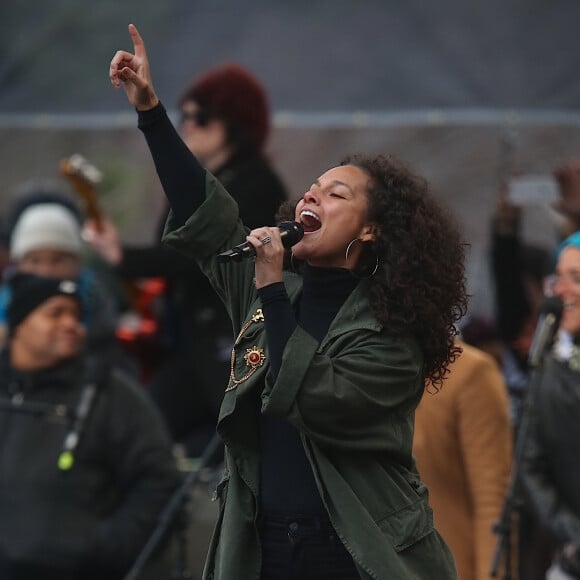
left=261, top=236, right=272, bottom=245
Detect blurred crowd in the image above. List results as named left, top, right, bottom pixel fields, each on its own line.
left=2, top=59, right=580, bottom=580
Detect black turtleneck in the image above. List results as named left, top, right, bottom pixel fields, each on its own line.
left=257, top=265, right=358, bottom=514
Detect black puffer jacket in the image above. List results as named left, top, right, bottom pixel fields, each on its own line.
left=521, top=353, right=580, bottom=544
left=0, top=351, right=182, bottom=579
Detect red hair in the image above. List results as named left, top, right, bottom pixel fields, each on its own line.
left=180, top=63, right=270, bottom=153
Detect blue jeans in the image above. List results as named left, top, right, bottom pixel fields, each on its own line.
left=258, top=513, right=360, bottom=580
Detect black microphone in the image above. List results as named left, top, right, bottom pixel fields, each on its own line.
left=217, top=221, right=304, bottom=262
left=528, top=296, right=564, bottom=368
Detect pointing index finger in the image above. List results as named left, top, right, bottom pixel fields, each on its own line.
left=128, top=23, right=146, bottom=58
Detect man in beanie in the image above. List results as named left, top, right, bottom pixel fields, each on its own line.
left=9, top=203, right=83, bottom=275
left=83, top=62, right=288, bottom=459
left=0, top=273, right=182, bottom=579
left=0, top=192, right=128, bottom=374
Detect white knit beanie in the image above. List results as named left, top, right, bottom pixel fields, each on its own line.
left=10, top=203, right=83, bottom=260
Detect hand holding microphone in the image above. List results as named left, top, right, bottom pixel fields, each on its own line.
left=217, top=221, right=304, bottom=289
left=217, top=221, right=304, bottom=262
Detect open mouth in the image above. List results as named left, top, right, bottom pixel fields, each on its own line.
left=300, top=209, right=322, bottom=233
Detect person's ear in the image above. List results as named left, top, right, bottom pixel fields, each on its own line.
left=359, top=223, right=378, bottom=243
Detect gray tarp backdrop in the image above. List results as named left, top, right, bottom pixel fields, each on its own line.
left=2, top=0, right=580, bottom=320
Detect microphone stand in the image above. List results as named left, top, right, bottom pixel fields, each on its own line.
left=490, top=359, right=547, bottom=578
left=124, top=432, right=223, bottom=580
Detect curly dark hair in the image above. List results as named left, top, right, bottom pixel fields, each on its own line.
left=276, top=154, right=468, bottom=388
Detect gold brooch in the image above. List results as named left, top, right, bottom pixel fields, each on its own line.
left=244, top=347, right=265, bottom=368
left=226, top=309, right=266, bottom=391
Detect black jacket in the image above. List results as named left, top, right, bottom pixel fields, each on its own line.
left=0, top=351, right=182, bottom=579
left=521, top=353, right=580, bottom=544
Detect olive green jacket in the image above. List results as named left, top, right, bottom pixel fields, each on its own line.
left=163, top=173, right=458, bottom=580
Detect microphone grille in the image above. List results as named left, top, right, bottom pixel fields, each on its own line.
left=277, top=221, right=304, bottom=245
left=541, top=295, right=563, bottom=321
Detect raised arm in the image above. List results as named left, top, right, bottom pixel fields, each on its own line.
left=110, top=24, right=205, bottom=226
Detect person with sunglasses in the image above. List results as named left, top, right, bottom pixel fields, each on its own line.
left=177, top=63, right=287, bottom=228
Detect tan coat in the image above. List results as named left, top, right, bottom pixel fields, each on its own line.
left=413, top=342, right=513, bottom=580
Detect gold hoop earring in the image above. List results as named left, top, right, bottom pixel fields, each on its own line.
left=345, top=238, right=362, bottom=265
left=366, top=252, right=379, bottom=278
left=346, top=238, right=380, bottom=279
left=351, top=251, right=379, bottom=279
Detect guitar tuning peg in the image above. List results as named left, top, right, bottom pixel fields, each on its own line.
left=67, top=154, right=103, bottom=185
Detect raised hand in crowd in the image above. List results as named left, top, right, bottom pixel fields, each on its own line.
left=110, top=24, right=159, bottom=111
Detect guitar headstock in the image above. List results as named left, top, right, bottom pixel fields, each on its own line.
left=60, top=154, right=104, bottom=230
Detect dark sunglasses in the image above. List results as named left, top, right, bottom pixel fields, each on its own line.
left=179, top=109, right=211, bottom=127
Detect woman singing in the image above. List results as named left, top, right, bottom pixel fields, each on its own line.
left=109, top=24, right=467, bottom=580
